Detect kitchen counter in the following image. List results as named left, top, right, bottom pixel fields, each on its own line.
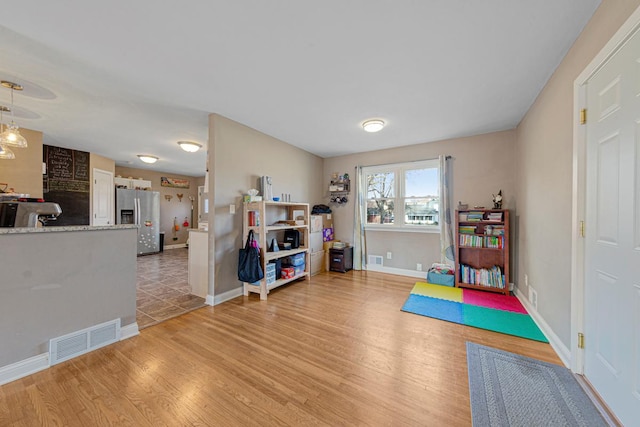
left=0, top=224, right=137, bottom=235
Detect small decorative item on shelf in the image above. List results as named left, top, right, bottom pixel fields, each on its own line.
left=492, top=190, right=503, bottom=209
left=458, top=201, right=468, bottom=210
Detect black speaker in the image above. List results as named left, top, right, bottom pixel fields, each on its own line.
left=284, top=229, right=300, bottom=249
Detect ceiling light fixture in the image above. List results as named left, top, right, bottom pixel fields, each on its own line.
left=362, top=119, right=385, bottom=133
left=0, top=106, right=15, bottom=160
left=137, top=154, right=159, bottom=164
left=0, top=144, right=15, bottom=160
left=177, top=141, right=202, bottom=152
left=0, top=81, right=28, bottom=148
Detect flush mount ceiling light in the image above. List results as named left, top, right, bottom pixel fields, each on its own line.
left=177, top=141, right=202, bottom=152
left=0, top=81, right=28, bottom=148
left=137, top=154, right=159, bottom=164
left=362, top=119, right=385, bottom=133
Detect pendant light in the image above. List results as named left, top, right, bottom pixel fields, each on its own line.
left=0, top=144, right=15, bottom=160
left=0, top=81, right=28, bottom=148
left=0, top=106, right=15, bottom=159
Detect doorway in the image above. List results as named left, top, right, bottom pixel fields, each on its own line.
left=136, top=248, right=206, bottom=329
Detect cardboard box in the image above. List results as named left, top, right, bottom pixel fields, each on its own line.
left=309, top=231, right=323, bottom=252
left=320, top=213, right=333, bottom=229
left=322, top=227, right=334, bottom=242
left=323, top=240, right=338, bottom=251
left=310, top=250, right=325, bottom=275
left=310, top=215, right=323, bottom=233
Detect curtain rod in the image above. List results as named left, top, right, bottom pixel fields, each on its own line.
left=354, top=155, right=451, bottom=169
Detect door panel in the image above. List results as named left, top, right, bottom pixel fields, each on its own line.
left=596, top=133, right=619, bottom=245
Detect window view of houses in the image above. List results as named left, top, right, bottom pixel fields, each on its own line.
left=365, top=163, right=439, bottom=226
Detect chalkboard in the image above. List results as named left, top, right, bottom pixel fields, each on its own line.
left=43, top=145, right=90, bottom=226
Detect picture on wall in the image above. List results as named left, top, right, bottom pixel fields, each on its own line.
left=161, top=176, right=190, bottom=189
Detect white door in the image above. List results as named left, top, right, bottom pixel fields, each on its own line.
left=584, top=25, right=640, bottom=426
left=93, top=168, right=114, bottom=226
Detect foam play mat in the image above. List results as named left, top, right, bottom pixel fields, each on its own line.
left=401, top=282, right=548, bottom=342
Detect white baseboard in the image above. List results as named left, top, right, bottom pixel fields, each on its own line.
left=366, top=264, right=427, bottom=279
left=214, top=287, right=243, bottom=305
left=205, top=294, right=215, bottom=306
left=515, top=287, right=571, bottom=368
left=164, top=243, right=187, bottom=249
left=0, top=353, right=49, bottom=386
left=120, top=322, right=139, bottom=340
left=1, top=319, right=139, bottom=386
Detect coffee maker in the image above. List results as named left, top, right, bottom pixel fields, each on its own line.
left=0, top=201, right=63, bottom=227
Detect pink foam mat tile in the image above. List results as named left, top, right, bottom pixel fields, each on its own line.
left=462, top=289, right=528, bottom=314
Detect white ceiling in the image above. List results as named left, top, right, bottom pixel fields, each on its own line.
left=0, top=1, right=601, bottom=177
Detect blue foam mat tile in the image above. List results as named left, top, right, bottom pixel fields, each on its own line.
left=401, top=294, right=464, bottom=324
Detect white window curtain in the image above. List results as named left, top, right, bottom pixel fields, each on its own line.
left=353, top=165, right=367, bottom=270
left=439, top=155, right=455, bottom=267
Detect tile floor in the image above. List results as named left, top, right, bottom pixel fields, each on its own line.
left=136, top=248, right=206, bottom=329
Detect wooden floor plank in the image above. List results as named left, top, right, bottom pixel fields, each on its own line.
left=0, top=270, right=561, bottom=426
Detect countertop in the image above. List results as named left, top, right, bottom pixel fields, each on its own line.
left=0, top=224, right=138, bottom=235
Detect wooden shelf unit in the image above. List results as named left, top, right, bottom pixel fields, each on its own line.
left=242, top=201, right=310, bottom=300
left=455, top=209, right=510, bottom=295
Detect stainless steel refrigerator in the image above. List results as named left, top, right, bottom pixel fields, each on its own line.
left=116, top=188, right=160, bottom=255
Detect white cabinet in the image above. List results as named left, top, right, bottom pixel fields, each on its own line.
left=114, top=177, right=152, bottom=190
left=242, top=201, right=310, bottom=300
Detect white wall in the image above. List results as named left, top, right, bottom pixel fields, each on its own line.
left=324, top=130, right=516, bottom=273
left=211, top=114, right=324, bottom=295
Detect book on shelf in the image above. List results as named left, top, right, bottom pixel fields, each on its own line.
left=459, top=225, right=476, bottom=234
left=484, top=236, right=504, bottom=249
left=458, top=212, right=469, bottom=222
left=486, top=212, right=503, bottom=222
left=466, top=211, right=484, bottom=222
left=490, top=225, right=505, bottom=236
left=459, top=234, right=483, bottom=247
left=459, top=264, right=505, bottom=289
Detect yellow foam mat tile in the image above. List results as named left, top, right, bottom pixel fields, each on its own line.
left=410, top=282, right=463, bottom=302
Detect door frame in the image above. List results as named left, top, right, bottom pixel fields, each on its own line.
left=571, top=5, right=640, bottom=375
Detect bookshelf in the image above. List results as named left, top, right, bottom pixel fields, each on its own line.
left=242, top=201, right=310, bottom=300
left=455, top=209, right=509, bottom=295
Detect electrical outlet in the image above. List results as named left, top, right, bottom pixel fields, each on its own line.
left=386, top=252, right=392, bottom=260
left=417, top=263, right=422, bottom=271
left=524, top=274, right=529, bottom=288
left=229, top=204, right=235, bottom=214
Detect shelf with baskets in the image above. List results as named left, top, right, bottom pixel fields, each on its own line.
left=242, top=201, right=310, bottom=300
left=455, top=209, right=509, bottom=295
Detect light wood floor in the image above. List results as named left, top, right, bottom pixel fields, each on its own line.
left=0, top=271, right=561, bottom=426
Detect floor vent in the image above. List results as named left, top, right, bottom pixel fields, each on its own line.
left=368, top=255, right=383, bottom=266
left=50, top=319, right=121, bottom=365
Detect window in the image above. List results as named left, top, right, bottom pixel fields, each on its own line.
left=363, top=159, right=439, bottom=232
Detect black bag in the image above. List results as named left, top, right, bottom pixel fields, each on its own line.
left=238, top=230, right=264, bottom=283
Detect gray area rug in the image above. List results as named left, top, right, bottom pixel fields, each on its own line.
left=466, top=342, right=607, bottom=426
